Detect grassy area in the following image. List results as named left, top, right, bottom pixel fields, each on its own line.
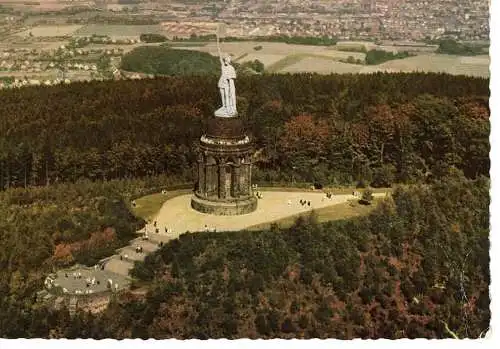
left=165, top=42, right=209, bottom=47
left=265, top=53, right=349, bottom=72
left=234, top=52, right=249, bottom=62
left=131, top=189, right=192, bottom=221
left=265, top=54, right=307, bottom=72
left=246, top=197, right=385, bottom=231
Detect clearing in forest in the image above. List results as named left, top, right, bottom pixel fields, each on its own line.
left=144, top=190, right=388, bottom=237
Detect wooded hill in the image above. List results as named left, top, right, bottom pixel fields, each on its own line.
left=0, top=72, right=490, bottom=338
left=0, top=173, right=489, bottom=338
left=123, top=174, right=489, bottom=339
left=0, top=72, right=489, bottom=191
left=0, top=175, right=181, bottom=338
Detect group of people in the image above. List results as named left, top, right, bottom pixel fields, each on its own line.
left=61, top=271, right=102, bottom=293
left=85, top=276, right=98, bottom=288
left=135, top=246, right=144, bottom=253
left=299, top=199, right=311, bottom=207
left=204, top=225, right=217, bottom=233
left=151, top=220, right=170, bottom=235
left=66, top=272, right=82, bottom=279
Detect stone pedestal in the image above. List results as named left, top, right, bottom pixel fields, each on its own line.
left=191, top=117, right=257, bottom=215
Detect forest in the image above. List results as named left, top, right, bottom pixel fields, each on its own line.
left=436, top=39, right=486, bottom=56
left=0, top=72, right=489, bottom=191
left=171, top=34, right=338, bottom=46
left=0, top=173, right=490, bottom=338
left=364, top=49, right=413, bottom=65
left=120, top=46, right=220, bottom=75
left=124, top=172, right=489, bottom=339
left=0, top=72, right=490, bottom=338
left=139, top=33, right=168, bottom=43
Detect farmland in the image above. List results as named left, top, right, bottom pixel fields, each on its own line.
left=0, top=21, right=490, bottom=88
left=171, top=40, right=489, bottom=77
left=359, top=53, right=490, bottom=77
left=281, top=58, right=364, bottom=74
left=17, top=24, right=84, bottom=37
left=73, top=24, right=165, bottom=38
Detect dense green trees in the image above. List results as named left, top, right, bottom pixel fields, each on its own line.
left=120, top=46, right=220, bottom=75
left=365, top=49, right=413, bottom=65
left=239, top=59, right=265, bottom=74
left=140, top=34, right=168, bottom=43
left=77, top=174, right=487, bottom=339
left=167, top=35, right=338, bottom=46
left=436, top=39, right=485, bottom=56
left=0, top=73, right=489, bottom=191
left=0, top=174, right=188, bottom=338
left=0, top=72, right=490, bottom=338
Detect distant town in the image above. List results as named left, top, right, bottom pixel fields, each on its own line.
left=0, top=0, right=490, bottom=89
left=1, top=0, right=488, bottom=41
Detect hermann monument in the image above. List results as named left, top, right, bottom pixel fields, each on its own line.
left=191, top=26, right=257, bottom=215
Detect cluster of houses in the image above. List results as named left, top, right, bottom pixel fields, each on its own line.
left=73, top=36, right=140, bottom=45
left=0, top=77, right=72, bottom=89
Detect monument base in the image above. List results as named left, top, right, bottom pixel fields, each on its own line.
left=191, top=195, right=257, bottom=216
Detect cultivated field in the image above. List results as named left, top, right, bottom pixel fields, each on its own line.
left=235, top=53, right=285, bottom=66
left=17, top=25, right=84, bottom=37
left=0, top=0, right=71, bottom=11
left=73, top=24, right=165, bottom=38
left=359, top=53, right=490, bottom=77
left=182, top=41, right=366, bottom=61
left=0, top=40, right=68, bottom=50
left=281, top=58, right=364, bottom=74
left=170, top=41, right=489, bottom=77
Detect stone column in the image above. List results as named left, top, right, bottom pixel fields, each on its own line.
left=239, top=163, right=248, bottom=196
left=219, top=162, right=226, bottom=199
left=206, top=155, right=216, bottom=197
left=232, top=165, right=240, bottom=197
left=248, top=161, right=253, bottom=196
left=197, top=160, right=205, bottom=196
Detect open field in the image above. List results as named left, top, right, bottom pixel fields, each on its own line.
left=169, top=41, right=488, bottom=77
left=266, top=54, right=312, bottom=73
left=267, top=51, right=489, bottom=77
left=0, top=0, right=71, bottom=11
left=0, top=40, right=67, bottom=50
left=235, top=53, right=284, bottom=66
left=74, top=24, right=165, bottom=38
left=181, top=41, right=366, bottom=61
left=281, top=58, right=364, bottom=74
left=358, top=53, right=490, bottom=77
left=17, top=25, right=84, bottom=37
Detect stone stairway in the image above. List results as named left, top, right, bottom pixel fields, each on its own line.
left=69, top=297, right=78, bottom=316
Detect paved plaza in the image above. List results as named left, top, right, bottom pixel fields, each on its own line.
left=49, top=266, right=131, bottom=295
left=150, top=191, right=386, bottom=238
left=46, top=190, right=386, bottom=297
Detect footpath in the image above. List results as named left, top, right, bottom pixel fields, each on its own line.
left=41, top=190, right=388, bottom=308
